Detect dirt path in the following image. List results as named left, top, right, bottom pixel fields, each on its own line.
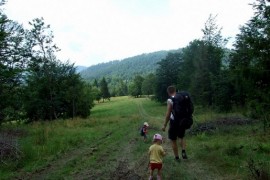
left=17, top=98, right=225, bottom=179
left=19, top=132, right=113, bottom=180
left=135, top=98, right=225, bottom=180
left=135, top=99, right=163, bottom=121
left=109, top=137, right=146, bottom=180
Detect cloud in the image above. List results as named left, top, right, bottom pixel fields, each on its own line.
left=4, top=0, right=254, bottom=66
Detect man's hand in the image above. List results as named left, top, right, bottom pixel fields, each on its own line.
left=162, top=125, right=166, bottom=132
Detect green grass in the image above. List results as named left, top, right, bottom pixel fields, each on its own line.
left=0, top=96, right=269, bottom=179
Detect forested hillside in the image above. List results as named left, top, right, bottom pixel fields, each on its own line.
left=75, top=66, right=88, bottom=73
left=80, top=50, right=179, bottom=81
left=1, top=0, right=270, bottom=179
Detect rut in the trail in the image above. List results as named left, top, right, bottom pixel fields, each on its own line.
left=135, top=98, right=226, bottom=180
left=19, top=132, right=112, bottom=180
left=18, top=98, right=228, bottom=179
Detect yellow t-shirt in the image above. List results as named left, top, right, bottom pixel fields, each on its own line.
left=149, top=144, right=165, bottom=163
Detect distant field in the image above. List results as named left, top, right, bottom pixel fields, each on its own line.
left=0, top=97, right=269, bottom=179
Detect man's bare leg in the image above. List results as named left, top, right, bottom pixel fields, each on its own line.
left=180, top=138, right=188, bottom=159
left=172, top=140, right=180, bottom=160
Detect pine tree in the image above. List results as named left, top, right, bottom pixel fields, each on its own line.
left=100, top=77, right=110, bottom=102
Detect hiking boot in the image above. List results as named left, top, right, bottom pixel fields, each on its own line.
left=175, top=156, right=181, bottom=162
left=182, top=151, right=188, bottom=159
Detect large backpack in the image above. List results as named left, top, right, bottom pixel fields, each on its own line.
left=171, top=92, right=194, bottom=129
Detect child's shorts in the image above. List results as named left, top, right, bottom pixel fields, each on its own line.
left=150, top=163, right=162, bottom=170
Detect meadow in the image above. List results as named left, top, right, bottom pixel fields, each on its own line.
left=0, top=96, right=269, bottom=179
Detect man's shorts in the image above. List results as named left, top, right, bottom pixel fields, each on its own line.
left=150, top=163, right=163, bottom=170
left=168, top=121, right=186, bottom=140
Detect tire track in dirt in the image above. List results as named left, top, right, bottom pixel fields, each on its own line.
left=17, top=100, right=146, bottom=179
left=109, top=137, right=145, bottom=180
left=108, top=100, right=148, bottom=179
left=17, top=98, right=225, bottom=179
left=135, top=98, right=224, bottom=180
left=105, top=99, right=158, bottom=180
left=18, top=132, right=113, bottom=180
left=136, top=99, right=163, bottom=121
left=72, top=100, right=147, bottom=180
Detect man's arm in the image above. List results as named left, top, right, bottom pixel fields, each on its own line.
left=162, top=102, right=172, bottom=131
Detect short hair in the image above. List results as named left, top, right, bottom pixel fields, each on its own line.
left=167, top=86, right=176, bottom=94
left=153, top=139, right=162, bottom=143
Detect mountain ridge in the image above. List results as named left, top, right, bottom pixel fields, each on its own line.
left=80, top=49, right=180, bottom=81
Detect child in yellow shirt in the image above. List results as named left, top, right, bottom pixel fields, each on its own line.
left=148, top=134, right=166, bottom=180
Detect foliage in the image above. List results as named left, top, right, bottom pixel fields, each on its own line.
left=0, top=6, right=95, bottom=122
left=230, top=0, right=270, bottom=126
left=91, top=86, right=102, bottom=103
left=23, top=18, right=94, bottom=121
left=0, top=1, right=26, bottom=122
left=1, top=97, right=269, bottom=179
left=154, top=14, right=227, bottom=110
left=99, top=77, right=111, bottom=102
left=141, top=73, right=156, bottom=96
left=81, top=50, right=181, bottom=97
left=155, top=52, right=183, bottom=102
left=129, top=75, right=144, bottom=97
left=80, top=50, right=174, bottom=81
left=180, top=39, right=224, bottom=106
left=202, top=14, right=228, bottom=47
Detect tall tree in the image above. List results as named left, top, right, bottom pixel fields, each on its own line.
left=155, top=52, right=183, bottom=102
left=142, top=73, right=156, bottom=96
left=231, top=0, right=270, bottom=120
left=24, top=18, right=61, bottom=120
left=93, top=79, right=99, bottom=88
left=100, top=77, right=110, bottom=102
left=0, top=1, right=26, bottom=122
left=129, top=75, right=144, bottom=98
left=117, top=79, right=128, bottom=96
left=202, top=14, right=227, bottom=47
left=24, top=18, right=94, bottom=120
left=178, top=15, right=226, bottom=106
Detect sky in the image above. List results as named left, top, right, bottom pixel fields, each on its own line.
left=4, top=0, right=254, bottom=66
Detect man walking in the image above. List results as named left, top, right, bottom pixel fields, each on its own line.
left=162, top=85, right=193, bottom=161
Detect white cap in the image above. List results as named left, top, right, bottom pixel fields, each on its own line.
left=144, top=122, right=149, bottom=127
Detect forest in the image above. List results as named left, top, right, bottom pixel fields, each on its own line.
left=88, top=0, right=269, bottom=128
left=80, top=50, right=174, bottom=80
left=0, top=0, right=269, bottom=126
left=155, top=1, right=269, bottom=125
left=0, top=1, right=94, bottom=122
left=0, top=0, right=269, bottom=179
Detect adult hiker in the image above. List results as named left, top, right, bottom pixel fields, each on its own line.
left=162, top=85, right=194, bottom=161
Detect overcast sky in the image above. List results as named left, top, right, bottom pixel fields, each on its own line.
left=4, top=0, right=254, bottom=66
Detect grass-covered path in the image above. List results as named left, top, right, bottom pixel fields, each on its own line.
left=2, top=97, right=269, bottom=179
left=16, top=97, right=221, bottom=179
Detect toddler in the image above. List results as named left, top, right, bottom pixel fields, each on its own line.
left=140, top=122, right=149, bottom=142
left=148, top=133, right=166, bottom=180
